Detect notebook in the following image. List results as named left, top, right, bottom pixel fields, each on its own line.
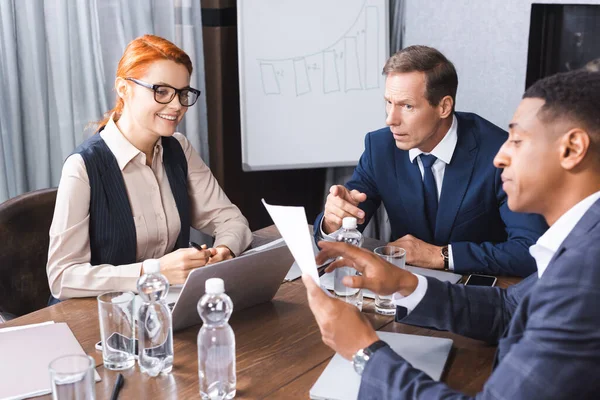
left=0, top=322, right=101, bottom=400
left=310, top=331, right=453, bottom=400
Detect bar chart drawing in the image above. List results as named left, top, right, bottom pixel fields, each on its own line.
left=260, top=63, right=281, bottom=95
left=293, top=58, right=311, bottom=96
left=344, top=37, right=362, bottom=92
left=257, top=2, right=381, bottom=97
left=323, top=50, right=340, bottom=93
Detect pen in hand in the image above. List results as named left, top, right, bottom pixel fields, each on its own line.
left=189, top=241, right=207, bottom=251
left=110, top=373, right=124, bottom=400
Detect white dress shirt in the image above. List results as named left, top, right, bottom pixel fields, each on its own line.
left=397, top=190, right=600, bottom=316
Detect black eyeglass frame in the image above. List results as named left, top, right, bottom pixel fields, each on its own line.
left=125, top=78, right=201, bottom=107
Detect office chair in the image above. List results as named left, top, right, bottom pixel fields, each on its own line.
left=0, top=188, right=57, bottom=321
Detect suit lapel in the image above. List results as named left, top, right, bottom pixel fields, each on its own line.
left=394, top=150, right=434, bottom=242
left=434, top=120, right=478, bottom=245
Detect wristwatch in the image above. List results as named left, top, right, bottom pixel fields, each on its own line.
left=352, top=340, right=388, bottom=376
left=441, top=245, right=449, bottom=270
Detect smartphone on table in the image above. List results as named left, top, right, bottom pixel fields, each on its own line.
left=464, top=274, right=497, bottom=287
left=95, top=332, right=139, bottom=359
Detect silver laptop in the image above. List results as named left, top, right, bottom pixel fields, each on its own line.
left=168, top=240, right=294, bottom=331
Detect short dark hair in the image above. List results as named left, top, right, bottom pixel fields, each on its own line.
left=524, top=70, right=600, bottom=149
left=382, top=45, right=458, bottom=111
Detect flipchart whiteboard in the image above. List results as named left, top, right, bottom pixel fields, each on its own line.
left=237, top=0, right=389, bottom=171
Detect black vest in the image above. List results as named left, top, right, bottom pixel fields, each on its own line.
left=74, top=131, right=190, bottom=265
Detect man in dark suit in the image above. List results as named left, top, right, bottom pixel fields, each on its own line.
left=315, top=45, right=547, bottom=276
left=304, top=70, right=600, bottom=398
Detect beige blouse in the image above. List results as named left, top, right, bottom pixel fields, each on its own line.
left=47, top=118, right=252, bottom=300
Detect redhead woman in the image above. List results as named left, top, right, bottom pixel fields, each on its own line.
left=47, top=35, right=252, bottom=302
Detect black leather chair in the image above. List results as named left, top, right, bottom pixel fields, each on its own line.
left=0, top=188, right=57, bottom=321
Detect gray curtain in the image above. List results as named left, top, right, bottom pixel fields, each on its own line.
left=321, top=0, right=404, bottom=241
left=0, top=0, right=208, bottom=203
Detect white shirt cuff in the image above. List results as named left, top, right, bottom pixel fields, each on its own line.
left=319, top=216, right=339, bottom=241
left=391, top=273, right=428, bottom=316
left=448, top=244, right=454, bottom=271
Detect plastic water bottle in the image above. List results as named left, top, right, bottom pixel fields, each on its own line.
left=197, top=278, right=236, bottom=400
left=334, top=217, right=364, bottom=310
left=137, top=259, right=174, bottom=376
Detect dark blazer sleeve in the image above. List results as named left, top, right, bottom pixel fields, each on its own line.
left=359, top=250, right=600, bottom=399
left=314, top=132, right=382, bottom=241
left=402, top=274, right=535, bottom=344
left=451, top=166, right=548, bottom=277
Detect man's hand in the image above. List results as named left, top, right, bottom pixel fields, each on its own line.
left=317, top=241, right=418, bottom=297
left=302, top=274, right=379, bottom=360
left=389, top=235, right=444, bottom=270
left=323, top=185, right=367, bottom=234
left=207, top=245, right=234, bottom=264
left=158, top=247, right=213, bottom=284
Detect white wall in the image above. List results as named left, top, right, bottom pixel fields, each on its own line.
left=403, top=0, right=600, bottom=129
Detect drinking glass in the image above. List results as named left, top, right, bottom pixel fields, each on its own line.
left=49, top=354, right=96, bottom=400
left=97, top=291, right=136, bottom=370
left=373, top=246, right=406, bottom=315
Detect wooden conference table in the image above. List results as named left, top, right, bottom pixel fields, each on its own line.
left=3, top=226, right=521, bottom=399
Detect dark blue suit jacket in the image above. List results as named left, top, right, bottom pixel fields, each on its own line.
left=359, top=199, right=600, bottom=399
left=314, top=112, right=547, bottom=276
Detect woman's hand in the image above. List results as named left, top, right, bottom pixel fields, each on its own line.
left=158, top=247, right=213, bottom=284
left=207, top=245, right=234, bottom=265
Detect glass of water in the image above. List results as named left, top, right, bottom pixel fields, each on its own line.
left=97, top=291, right=136, bottom=370
left=373, top=246, right=406, bottom=315
left=334, top=265, right=363, bottom=311
left=49, top=354, right=96, bottom=400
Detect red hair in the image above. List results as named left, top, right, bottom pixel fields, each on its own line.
left=95, top=34, right=193, bottom=132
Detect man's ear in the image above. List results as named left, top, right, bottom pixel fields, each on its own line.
left=439, top=95, right=453, bottom=119
left=115, top=77, right=128, bottom=100
left=559, top=128, right=591, bottom=170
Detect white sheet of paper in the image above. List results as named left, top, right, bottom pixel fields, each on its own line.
left=285, top=240, right=334, bottom=281
left=262, top=199, right=320, bottom=285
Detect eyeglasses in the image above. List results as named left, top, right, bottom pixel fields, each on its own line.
left=125, top=78, right=201, bottom=107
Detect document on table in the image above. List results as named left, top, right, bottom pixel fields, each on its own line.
left=0, top=321, right=101, bottom=400
left=262, top=199, right=321, bottom=285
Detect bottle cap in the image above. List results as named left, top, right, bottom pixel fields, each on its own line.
left=142, top=259, right=161, bottom=274
left=205, top=278, right=225, bottom=294
left=342, top=217, right=358, bottom=229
